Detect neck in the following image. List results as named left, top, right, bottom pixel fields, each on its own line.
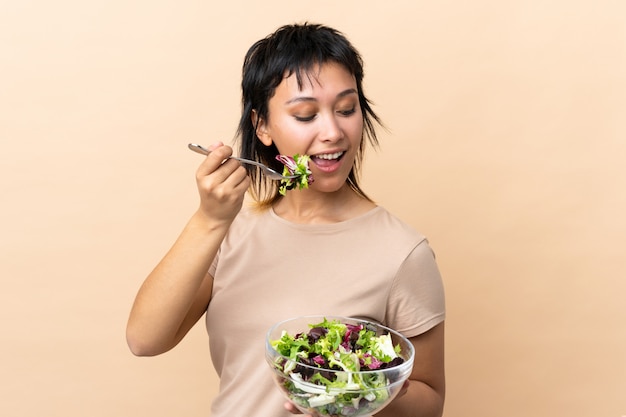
left=272, top=185, right=376, bottom=224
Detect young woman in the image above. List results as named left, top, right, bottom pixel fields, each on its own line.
left=127, top=23, right=446, bottom=417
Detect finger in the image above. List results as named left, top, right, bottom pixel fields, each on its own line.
left=206, top=141, right=224, bottom=152
left=396, top=379, right=410, bottom=398
left=211, top=159, right=249, bottom=188
left=221, top=163, right=251, bottom=192
left=195, top=160, right=249, bottom=206
left=195, top=145, right=234, bottom=180
left=283, top=402, right=303, bottom=415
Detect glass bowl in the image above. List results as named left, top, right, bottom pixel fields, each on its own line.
left=265, top=315, right=414, bottom=417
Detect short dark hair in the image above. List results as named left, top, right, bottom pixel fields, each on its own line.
left=236, top=23, right=382, bottom=205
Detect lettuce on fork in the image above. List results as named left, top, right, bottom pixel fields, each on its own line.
left=276, top=154, right=313, bottom=195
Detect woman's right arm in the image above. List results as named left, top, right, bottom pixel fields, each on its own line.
left=126, top=143, right=250, bottom=356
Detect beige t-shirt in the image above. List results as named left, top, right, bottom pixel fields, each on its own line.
left=205, top=205, right=445, bottom=417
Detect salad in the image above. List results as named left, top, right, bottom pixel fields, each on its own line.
left=276, top=154, right=313, bottom=195
left=269, top=318, right=406, bottom=416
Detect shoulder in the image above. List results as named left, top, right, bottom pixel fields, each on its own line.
left=368, top=206, right=427, bottom=245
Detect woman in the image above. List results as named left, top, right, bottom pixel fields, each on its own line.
left=127, top=23, right=445, bottom=417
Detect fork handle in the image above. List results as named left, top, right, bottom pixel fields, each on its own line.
left=188, top=143, right=246, bottom=163
left=188, top=143, right=262, bottom=168
left=188, top=143, right=212, bottom=155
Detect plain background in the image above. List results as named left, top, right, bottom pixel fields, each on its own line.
left=1, top=1, right=624, bottom=416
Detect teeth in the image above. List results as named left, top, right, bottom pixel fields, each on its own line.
left=316, top=151, right=344, bottom=160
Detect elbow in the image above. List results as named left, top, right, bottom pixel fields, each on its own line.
left=126, top=326, right=166, bottom=357
left=127, top=338, right=156, bottom=357
left=126, top=334, right=155, bottom=357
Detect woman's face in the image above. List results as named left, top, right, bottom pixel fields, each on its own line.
left=255, top=61, right=364, bottom=193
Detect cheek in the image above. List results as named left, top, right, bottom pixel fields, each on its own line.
left=268, top=112, right=302, bottom=137
left=345, top=117, right=364, bottom=141
left=269, top=121, right=312, bottom=151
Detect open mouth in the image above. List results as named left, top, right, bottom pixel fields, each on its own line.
left=311, top=151, right=345, bottom=167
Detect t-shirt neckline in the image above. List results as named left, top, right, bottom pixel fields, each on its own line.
left=268, top=205, right=382, bottom=230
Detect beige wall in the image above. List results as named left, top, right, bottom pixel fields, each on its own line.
left=1, top=1, right=624, bottom=416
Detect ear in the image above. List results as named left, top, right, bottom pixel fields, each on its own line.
left=251, top=110, right=272, bottom=146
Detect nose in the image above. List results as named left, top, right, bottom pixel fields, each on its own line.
left=318, top=113, right=343, bottom=143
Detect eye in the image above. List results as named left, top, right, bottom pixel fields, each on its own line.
left=294, top=114, right=316, bottom=122
left=338, top=107, right=356, bottom=117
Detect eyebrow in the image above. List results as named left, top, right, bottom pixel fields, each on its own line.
left=285, top=88, right=358, bottom=105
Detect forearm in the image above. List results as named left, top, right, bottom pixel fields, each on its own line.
left=126, top=211, right=229, bottom=355
left=375, top=379, right=445, bottom=417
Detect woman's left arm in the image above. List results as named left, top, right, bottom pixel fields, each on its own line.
left=376, top=322, right=446, bottom=417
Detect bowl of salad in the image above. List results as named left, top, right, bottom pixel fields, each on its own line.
left=265, top=316, right=414, bottom=417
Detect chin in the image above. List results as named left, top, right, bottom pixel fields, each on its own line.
left=310, top=180, right=351, bottom=194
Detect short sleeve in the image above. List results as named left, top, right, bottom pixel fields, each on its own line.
left=208, top=247, right=220, bottom=278
left=385, top=239, right=446, bottom=337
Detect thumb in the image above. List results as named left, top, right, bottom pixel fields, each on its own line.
left=207, top=141, right=224, bottom=152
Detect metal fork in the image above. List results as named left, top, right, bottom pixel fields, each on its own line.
left=188, top=143, right=298, bottom=181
